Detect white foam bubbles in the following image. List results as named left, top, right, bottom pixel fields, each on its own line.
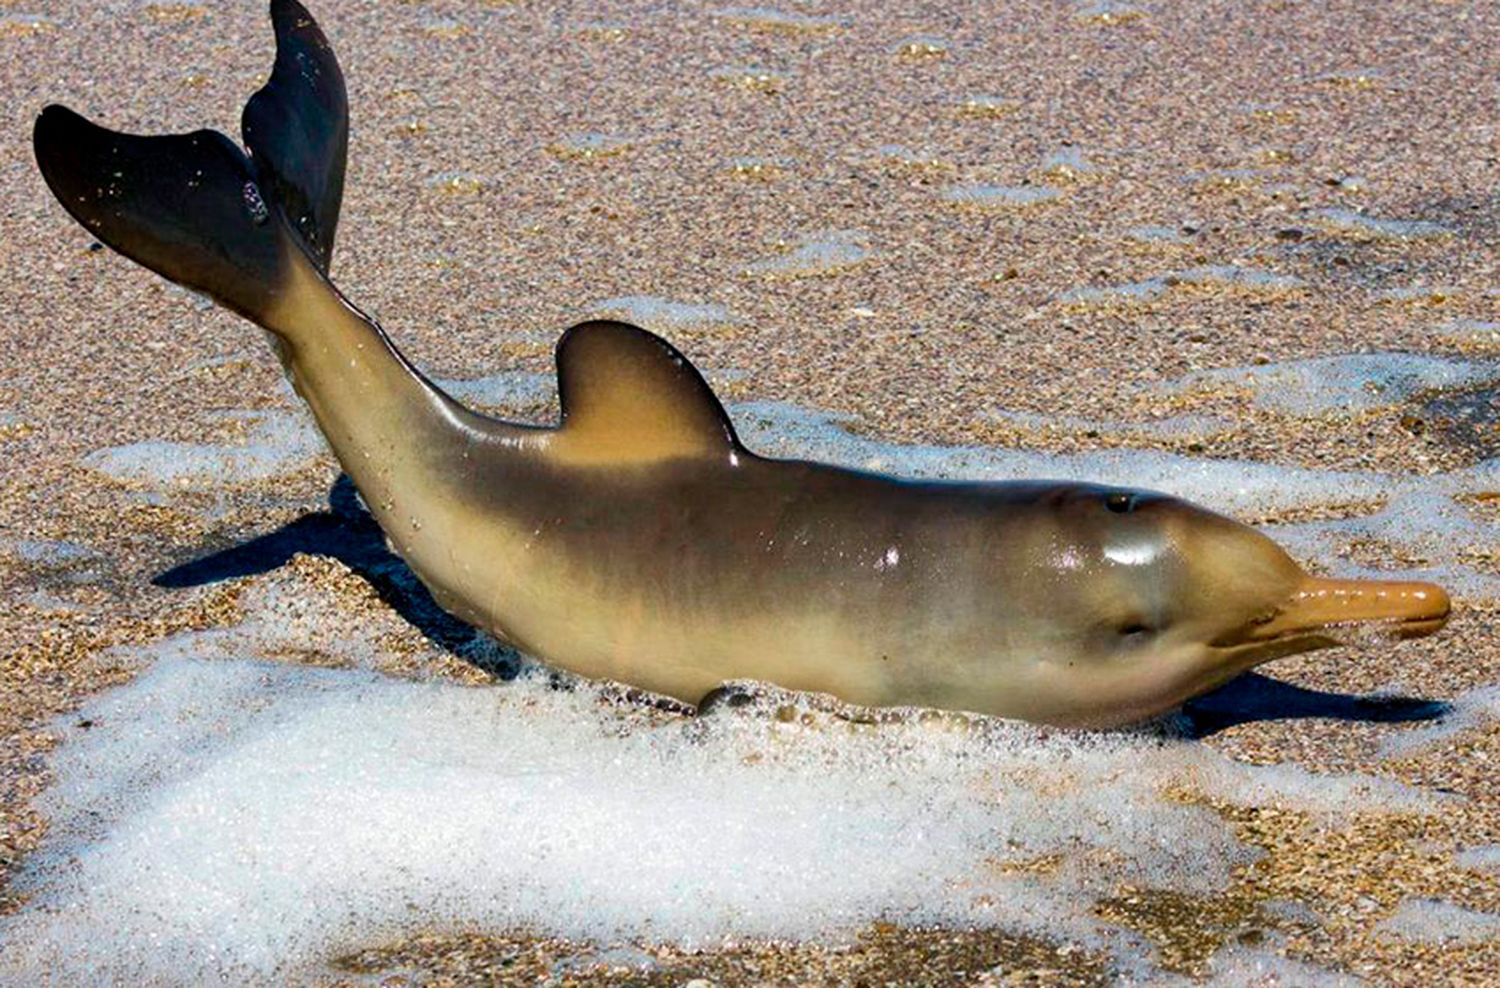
left=1124, top=224, right=1189, bottom=245
left=710, top=7, right=850, bottom=33
left=545, top=132, right=635, bottom=161
left=742, top=231, right=873, bottom=277
left=1377, top=685, right=1500, bottom=758
left=1200, top=943, right=1358, bottom=987
left=984, top=408, right=1232, bottom=441
left=1311, top=208, right=1453, bottom=241
left=1058, top=266, right=1303, bottom=308
left=1455, top=846, right=1500, bottom=872
left=1163, top=353, right=1500, bottom=416
left=586, top=295, right=742, bottom=332
left=0, top=598, right=1433, bottom=983
left=731, top=400, right=1388, bottom=515
left=939, top=184, right=1061, bottom=209
left=1436, top=319, right=1500, bottom=347
left=3, top=538, right=98, bottom=568
left=82, top=409, right=323, bottom=487
left=1376, top=898, right=1500, bottom=945
left=1272, top=491, right=1500, bottom=598
left=1040, top=146, right=1097, bottom=181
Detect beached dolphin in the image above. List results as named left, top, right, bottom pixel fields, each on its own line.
left=32, top=0, right=1451, bottom=727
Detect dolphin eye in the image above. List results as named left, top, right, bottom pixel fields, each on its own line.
left=1105, top=492, right=1136, bottom=513
left=1119, top=621, right=1153, bottom=638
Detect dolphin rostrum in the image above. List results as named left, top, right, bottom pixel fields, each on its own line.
left=32, top=1, right=1451, bottom=727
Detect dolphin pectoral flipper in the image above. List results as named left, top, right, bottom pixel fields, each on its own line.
left=554, top=320, right=743, bottom=464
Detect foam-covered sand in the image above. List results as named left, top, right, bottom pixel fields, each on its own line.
left=1161, top=353, right=1500, bottom=417
left=0, top=649, right=1420, bottom=982
left=81, top=410, right=324, bottom=487
left=0, top=573, right=1438, bottom=984
left=3, top=0, right=1499, bottom=984
left=4, top=387, right=1499, bottom=983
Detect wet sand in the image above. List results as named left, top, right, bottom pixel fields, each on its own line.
left=1, top=0, right=1498, bottom=983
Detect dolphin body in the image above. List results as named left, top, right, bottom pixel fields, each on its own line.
left=33, top=1, right=1451, bottom=727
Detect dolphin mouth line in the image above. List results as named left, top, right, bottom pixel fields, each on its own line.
left=1215, top=576, right=1453, bottom=650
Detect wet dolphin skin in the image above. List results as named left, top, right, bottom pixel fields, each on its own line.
left=32, top=1, right=1450, bottom=727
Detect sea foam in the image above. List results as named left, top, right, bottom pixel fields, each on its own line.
left=0, top=622, right=1432, bottom=983
left=21, top=369, right=1496, bottom=982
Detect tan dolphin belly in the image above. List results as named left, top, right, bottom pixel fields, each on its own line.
left=416, top=457, right=1020, bottom=711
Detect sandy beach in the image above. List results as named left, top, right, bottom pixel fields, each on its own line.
left=1, top=0, right=1497, bottom=983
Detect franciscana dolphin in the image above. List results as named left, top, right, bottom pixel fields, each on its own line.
left=32, top=1, right=1451, bottom=727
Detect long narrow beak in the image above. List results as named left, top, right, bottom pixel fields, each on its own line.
left=1256, top=576, right=1452, bottom=642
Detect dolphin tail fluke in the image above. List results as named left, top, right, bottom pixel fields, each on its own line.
left=241, top=0, right=348, bottom=274
left=33, top=107, right=292, bottom=324
left=31, top=0, right=347, bottom=324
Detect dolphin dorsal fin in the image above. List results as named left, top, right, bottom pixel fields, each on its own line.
left=553, top=321, right=740, bottom=465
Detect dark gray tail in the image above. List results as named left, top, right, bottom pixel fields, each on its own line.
left=241, top=0, right=347, bottom=272
left=32, top=0, right=346, bottom=323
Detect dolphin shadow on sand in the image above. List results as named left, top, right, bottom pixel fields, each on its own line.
left=1178, top=674, right=1450, bottom=739
left=154, top=475, right=523, bottom=679
left=156, top=477, right=1452, bottom=735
